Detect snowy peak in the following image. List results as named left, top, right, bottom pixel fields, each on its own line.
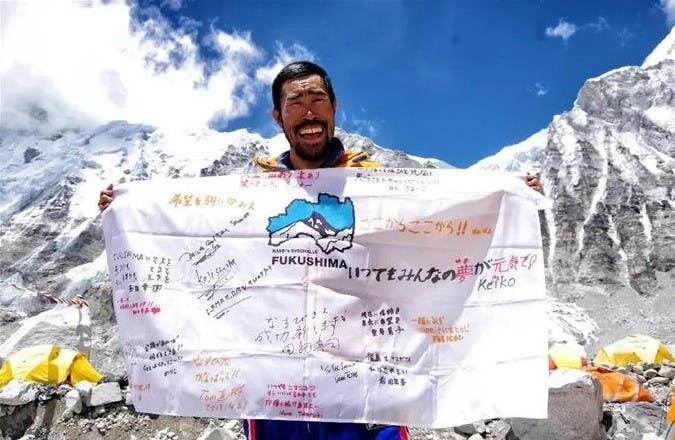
left=471, top=28, right=675, bottom=349
left=468, top=128, right=548, bottom=174
left=643, top=25, right=675, bottom=68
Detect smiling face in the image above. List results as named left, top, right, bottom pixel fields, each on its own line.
left=272, top=74, right=337, bottom=169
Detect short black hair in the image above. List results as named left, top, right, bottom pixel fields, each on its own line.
left=272, top=61, right=336, bottom=112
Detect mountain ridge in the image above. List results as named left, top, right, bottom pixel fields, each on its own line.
left=1, top=28, right=674, bottom=356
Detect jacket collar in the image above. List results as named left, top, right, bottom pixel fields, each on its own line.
left=276, top=137, right=345, bottom=170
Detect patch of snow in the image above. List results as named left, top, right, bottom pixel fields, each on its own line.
left=63, top=253, right=109, bottom=297
left=644, top=105, right=675, bottom=134
left=469, top=128, right=547, bottom=174
left=642, top=26, right=675, bottom=68
left=547, top=299, right=598, bottom=346
left=639, top=203, right=653, bottom=259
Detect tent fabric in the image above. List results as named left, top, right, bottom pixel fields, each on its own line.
left=0, top=344, right=101, bottom=387
left=668, top=384, right=674, bottom=423
left=667, top=385, right=674, bottom=440
left=584, top=366, right=654, bottom=403
left=594, top=334, right=675, bottom=367
left=548, top=342, right=588, bottom=369
left=0, top=361, right=11, bottom=386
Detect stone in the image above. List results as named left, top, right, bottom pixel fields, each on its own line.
left=0, top=306, right=92, bottom=359
left=643, top=363, right=659, bottom=372
left=508, top=369, right=604, bottom=440
left=644, top=369, right=659, bottom=379
left=456, top=422, right=479, bottom=436
left=486, top=419, right=512, bottom=439
left=0, top=402, right=37, bottom=439
left=123, top=388, right=133, bottom=405
left=467, top=434, right=483, bottom=440
left=196, top=420, right=244, bottom=440
left=647, top=376, right=671, bottom=386
left=658, top=365, right=675, bottom=379
left=0, top=379, right=39, bottom=405
left=75, top=380, right=94, bottom=402
left=85, top=382, right=122, bottom=407
left=632, top=365, right=644, bottom=376
left=64, top=389, right=82, bottom=415
left=606, top=402, right=662, bottom=439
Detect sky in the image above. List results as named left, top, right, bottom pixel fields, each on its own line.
left=1, top=1, right=673, bottom=168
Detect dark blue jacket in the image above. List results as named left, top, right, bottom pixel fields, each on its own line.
left=245, top=420, right=409, bottom=440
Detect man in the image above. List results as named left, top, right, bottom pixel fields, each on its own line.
left=98, top=61, right=542, bottom=439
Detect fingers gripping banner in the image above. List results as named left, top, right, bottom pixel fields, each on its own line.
left=102, top=167, right=549, bottom=428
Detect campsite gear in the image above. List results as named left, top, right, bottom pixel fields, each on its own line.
left=0, top=344, right=102, bottom=387
left=548, top=342, right=588, bottom=369
left=594, top=334, right=674, bottom=367
left=666, top=383, right=674, bottom=440
left=583, top=366, right=654, bottom=402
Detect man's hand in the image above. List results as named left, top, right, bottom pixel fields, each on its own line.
left=526, top=173, right=543, bottom=194
left=98, top=184, right=114, bottom=212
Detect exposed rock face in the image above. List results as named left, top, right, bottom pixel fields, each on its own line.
left=472, top=28, right=675, bottom=349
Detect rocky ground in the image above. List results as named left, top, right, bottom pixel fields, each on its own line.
left=1, top=357, right=672, bottom=439
left=1, top=280, right=673, bottom=440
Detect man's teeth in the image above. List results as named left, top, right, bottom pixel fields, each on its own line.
left=299, top=126, right=323, bottom=135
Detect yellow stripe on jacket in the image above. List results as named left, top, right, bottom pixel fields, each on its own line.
left=254, top=150, right=381, bottom=172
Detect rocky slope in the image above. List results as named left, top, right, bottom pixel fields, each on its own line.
left=471, top=27, right=675, bottom=351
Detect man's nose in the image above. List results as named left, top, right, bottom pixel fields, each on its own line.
left=302, top=105, right=317, bottom=118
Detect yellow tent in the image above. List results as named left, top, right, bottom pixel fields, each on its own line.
left=0, top=344, right=102, bottom=387
left=549, top=342, right=588, bottom=369
left=594, top=334, right=675, bottom=367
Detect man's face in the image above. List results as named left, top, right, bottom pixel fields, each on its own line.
left=273, top=74, right=337, bottom=165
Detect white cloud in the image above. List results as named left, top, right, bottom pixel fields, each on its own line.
left=617, top=27, right=635, bottom=47
left=254, top=42, right=315, bottom=85
left=545, top=17, right=611, bottom=43
left=162, top=0, right=184, bottom=11
left=585, top=17, right=609, bottom=32
left=534, top=83, right=549, bottom=97
left=545, top=20, right=578, bottom=41
left=0, top=0, right=313, bottom=133
left=352, top=118, right=379, bottom=138
left=661, top=0, right=675, bottom=25
left=339, top=108, right=380, bottom=138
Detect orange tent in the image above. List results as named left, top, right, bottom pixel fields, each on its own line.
left=584, top=366, right=653, bottom=403
left=667, top=384, right=674, bottom=439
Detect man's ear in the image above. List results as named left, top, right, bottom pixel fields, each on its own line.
left=332, top=99, right=338, bottom=112
left=272, top=109, right=282, bottom=128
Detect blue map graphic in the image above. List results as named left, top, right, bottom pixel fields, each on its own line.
left=267, top=194, right=355, bottom=254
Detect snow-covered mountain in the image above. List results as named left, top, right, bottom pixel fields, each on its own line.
left=1, top=27, right=674, bottom=365
left=472, top=27, right=675, bottom=349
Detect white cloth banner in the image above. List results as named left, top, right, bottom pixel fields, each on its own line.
left=102, top=167, right=549, bottom=428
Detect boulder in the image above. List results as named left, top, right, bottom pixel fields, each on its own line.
left=658, top=365, right=675, bottom=379
left=605, top=402, right=664, bottom=439
left=0, top=306, right=91, bottom=360
left=63, top=388, right=83, bottom=416
left=508, top=369, right=605, bottom=440
left=196, top=420, right=244, bottom=440
left=86, top=382, right=122, bottom=406
left=0, top=379, right=39, bottom=406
